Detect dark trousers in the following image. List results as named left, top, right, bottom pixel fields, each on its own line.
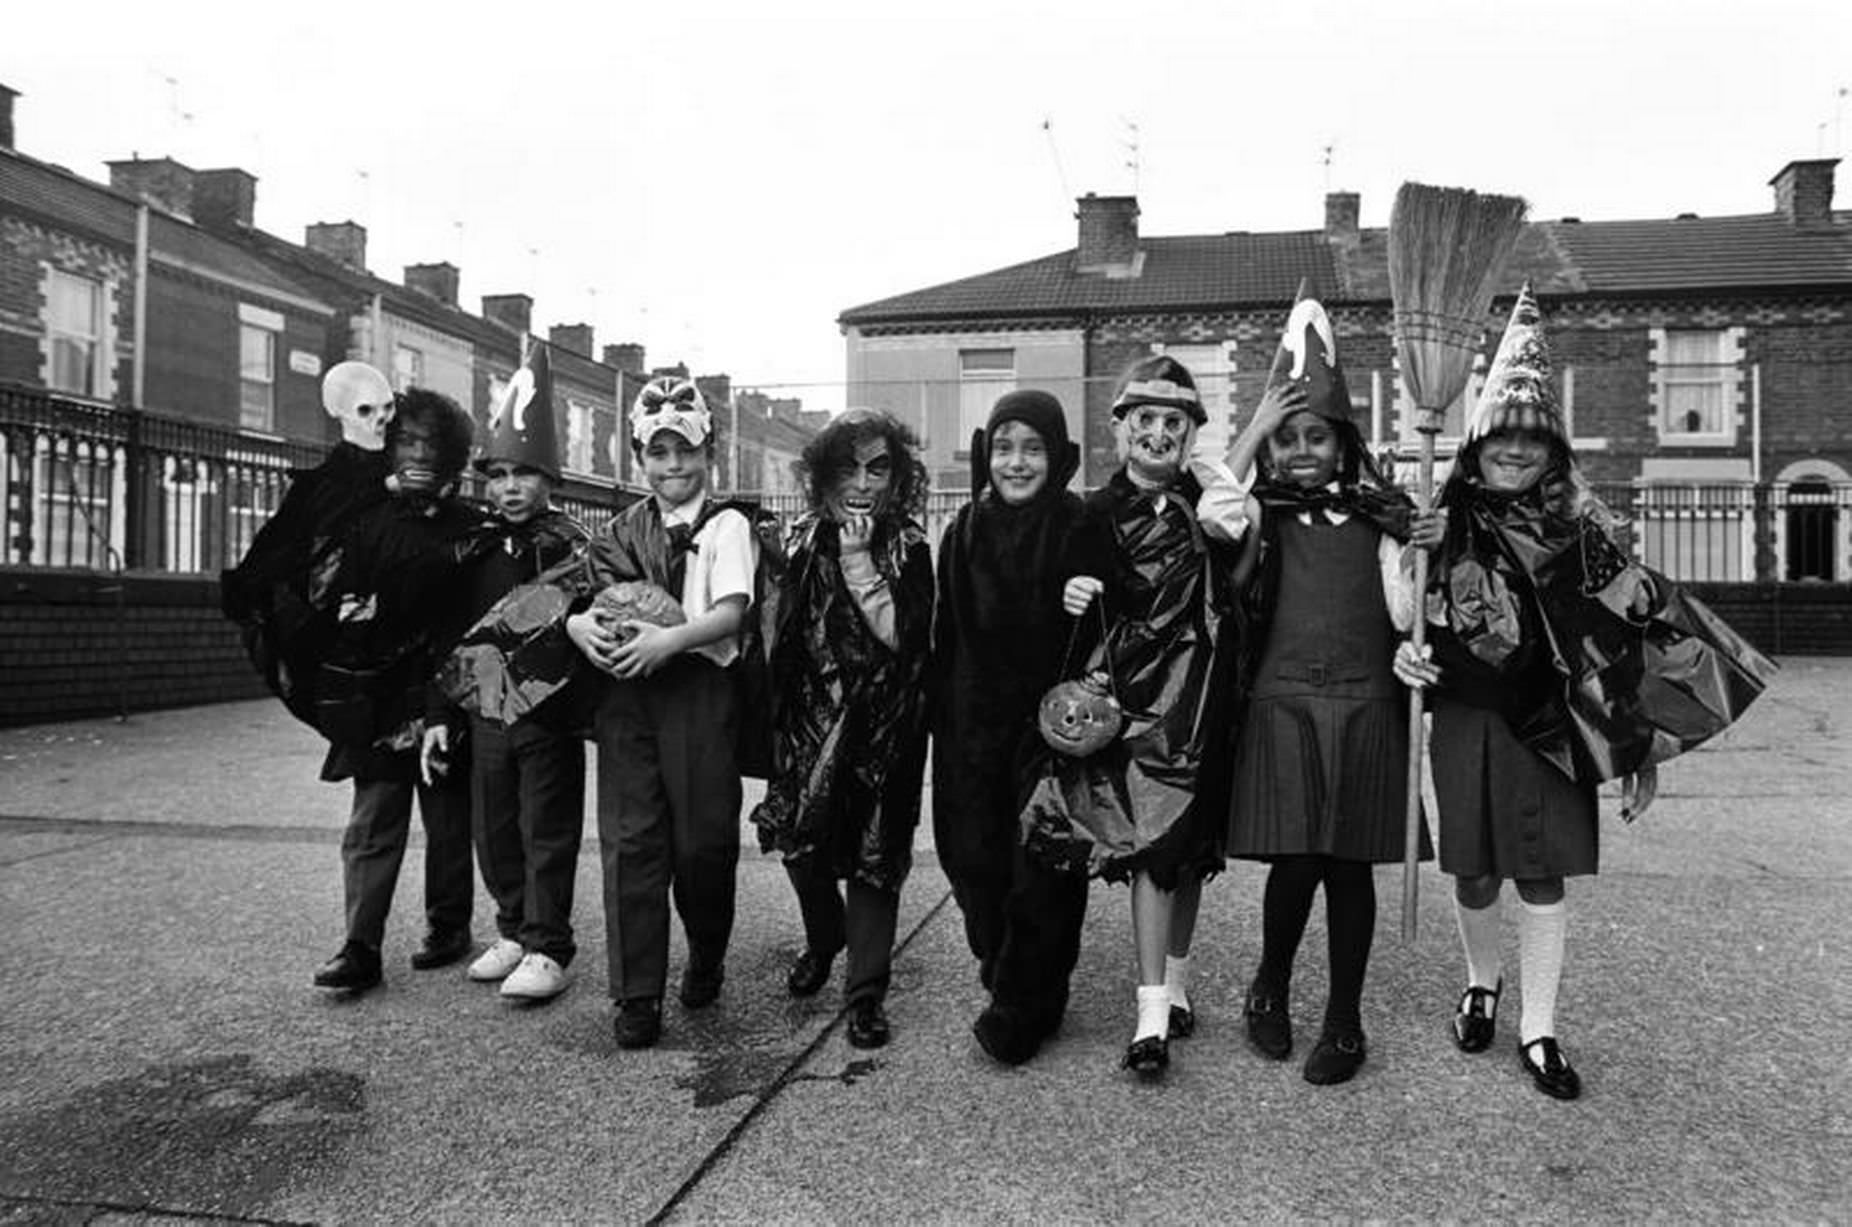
left=784, top=857, right=902, bottom=1006
left=341, top=762, right=473, bottom=951
left=947, top=840, right=1089, bottom=1032
left=595, top=657, right=741, bottom=1003
left=470, top=714, right=585, bottom=965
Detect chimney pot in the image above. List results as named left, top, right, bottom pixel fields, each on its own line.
left=404, top=262, right=459, bottom=306
left=0, top=83, right=19, bottom=150
left=1770, top=159, right=1839, bottom=229
left=481, top=293, right=534, bottom=336
left=549, top=322, right=594, bottom=358
left=108, top=156, right=196, bottom=219
left=604, top=342, right=646, bottom=373
left=1075, top=194, right=1140, bottom=272
left=193, top=167, right=256, bottom=230
left=1324, top=191, right=1360, bottom=243
left=305, top=220, right=368, bottom=271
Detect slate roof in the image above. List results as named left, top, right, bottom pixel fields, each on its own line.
left=841, top=207, right=1852, bottom=326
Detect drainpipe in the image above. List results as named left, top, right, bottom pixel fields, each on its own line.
left=1750, top=362, right=1763, bottom=483
left=132, top=203, right=149, bottom=408
left=370, top=293, right=385, bottom=368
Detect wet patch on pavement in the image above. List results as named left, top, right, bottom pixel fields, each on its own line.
left=0, top=1054, right=363, bottom=1218
left=676, top=1046, right=801, bottom=1108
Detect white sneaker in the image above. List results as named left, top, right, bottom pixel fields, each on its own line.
left=467, top=938, right=525, bottom=982
left=501, top=952, right=570, bottom=1000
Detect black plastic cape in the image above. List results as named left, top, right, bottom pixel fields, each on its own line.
left=1433, top=482, right=1776, bottom=783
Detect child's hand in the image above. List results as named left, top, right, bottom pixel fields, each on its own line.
left=1063, top=576, right=1104, bottom=616
left=610, top=620, right=681, bottom=679
left=839, top=513, right=875, bottom=554
left=419, top=724, right=450, bottom=787
left=1620, top=764, right=1658, bottom=824
left=1409, top=507, right=1448, bottom=550
left=1248, top=381, right=1307, bottom=436
left=1392, top=639, right=1440, bottom=689
left=566, top=609, right=619, bottom=671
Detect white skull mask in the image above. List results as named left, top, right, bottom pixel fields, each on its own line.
left=322, top=361, right=396, bottom=451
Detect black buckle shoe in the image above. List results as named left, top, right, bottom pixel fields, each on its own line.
left=847, top=999, right=890, bottom=1049
left=1519, top=1037, right=1582, bottom=1101
left=786, top=948, right=837, bottom=998
left=973, top=1005, right=1041, bottom=1066
left=1303, top=1029, right=1367, bottom=1086
left=1121, top=1034, right=1169, bottom=1076
left=1244, top=982, right=1292, bottom=1060
left=313, top=941, right=382, bottom=992
left=614, top=998, right=663, bottom=1050
left=409, top=928, right=471, bottom=970
left=1167, top=1003, right=1196, bottom=1040
left=1452, top=979, right=1502, bottom=1054
left=679, top=959, right=725, bottom=1010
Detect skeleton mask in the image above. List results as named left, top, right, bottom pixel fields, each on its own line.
left=629, top=377, right=710, bottom=448
left=322, top=361, right=396, bottom=451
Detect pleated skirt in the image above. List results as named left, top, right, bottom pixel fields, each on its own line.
left=1430, top=700, right=1599, bottom=879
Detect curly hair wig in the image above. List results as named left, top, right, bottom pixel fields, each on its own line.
left=388, top=387, right=475, bottom=484
left=797, top=407, right=928, bottom=526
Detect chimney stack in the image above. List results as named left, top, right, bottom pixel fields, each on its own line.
left=404, top=262, right=459, bottom=306
left=1324, top=191, right=1360, bottom=243
left=604, top=342, right=646, bottom=373
left=305, top=220, right=368, bottom=271
left=1770, top=159, right=1839, bottom=229
left=1075, top=193, right=1141, bottom=272
left=481, top=293, right=533, bottom=335
left=550, top=322, right=594, bottom=358
left=193, top=168, right=256, bottom=230
left=0, top=84, right=18, bottom=149
left=108, top=156, right=196, bottom=218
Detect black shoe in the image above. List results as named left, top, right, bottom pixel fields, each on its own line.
left=1303, top=1029, right=1367, bottom=1086
left=313, top=941, right=382, bottom=992
left=1168, top=1003, right=1196, bottom=1040
left=679, top=959, right=725, bottom=1010
left=613, top=998, right=663, bottom=1050
left=1519, top=1037, right=1582, bottom=1101
left=1244, top=981, right=1292, bottom=1060
left=409, top=928, right=471, bottom=970
left=1453, top=979, right=1502, bottom=1054
left=1121, top=1034, right=1169, bottom=1076
left=847, top=999, right=891, bottom=1049
left=973, top=1005, right=1041, bottom=1067
left=786, top=948, right=837, bottom=998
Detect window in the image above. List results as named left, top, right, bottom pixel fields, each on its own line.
left=1652, top=328, right=1740, bottom=444
left=958, top=349, right=1016, bottom=445
left=565, top=399, right=595, bottom=474
left=239, top=324, right=275, bottom=431
left=46, top=269, right=104, bottom=396
left=393, top=343, right=425, bottom=391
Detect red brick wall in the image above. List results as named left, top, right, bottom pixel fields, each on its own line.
left=0, top=214, right=134, bottom=396
left=0, top=568, right=268, bottom=727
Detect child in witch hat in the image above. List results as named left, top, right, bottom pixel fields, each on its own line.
left=1022, top=354, right=1244, bottom=1077
left=1222, top=296, right=1443, bottom=1085
left=565, top=376, right=760, bottom=1050
left=1394, top=285, right=1773, bottom=1100
left=932, top=389, right=1089, bottom=1065
left=424, top=341, right=592, bottom=1002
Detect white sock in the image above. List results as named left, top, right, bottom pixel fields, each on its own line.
left=1454, top=893, right=1504, bottom=992
left=1135, top=985, right=1170, bottom=1042
left=1165, top=955, right=1192, bottom=1014
left=1517, top=898, right=1567, bottom=1045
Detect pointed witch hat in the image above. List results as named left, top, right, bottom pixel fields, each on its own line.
left=479, top=339, right=563, bottom=478
left=1265, top=280, right=1355, bottom=424
left=1465, top=283, right=1565, bottom=444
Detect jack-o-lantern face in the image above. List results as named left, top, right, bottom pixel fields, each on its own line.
left=1038, top=671, right=1123, bottom=757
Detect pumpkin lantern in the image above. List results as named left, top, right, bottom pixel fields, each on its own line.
left=1038, top=669, right=1124, bottom=758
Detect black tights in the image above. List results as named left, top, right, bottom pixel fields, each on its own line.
left=1255, top=855, right=1376, bottom=1034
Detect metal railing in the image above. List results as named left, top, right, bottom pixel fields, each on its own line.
left=4, top=384, right=1847, bottom=585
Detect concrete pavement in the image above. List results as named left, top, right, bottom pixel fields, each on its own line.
left=0, top=658, right=1847, bottom=1223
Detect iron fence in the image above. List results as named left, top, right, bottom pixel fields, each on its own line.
left=3, top=384, right=1847, bottom=585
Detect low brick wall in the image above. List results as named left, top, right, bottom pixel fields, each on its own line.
left=1681, top=582, right=1852, bottom=656
left=0, top=568, right=267, bottom=727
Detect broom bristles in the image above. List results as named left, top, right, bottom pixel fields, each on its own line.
left=1388, top=183, right=1528, bottom=416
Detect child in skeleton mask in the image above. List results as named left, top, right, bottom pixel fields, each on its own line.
left=1025, top=354, right=1243, bottom=1076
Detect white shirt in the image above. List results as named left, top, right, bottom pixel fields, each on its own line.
left=660, top=493, right=758, bottom=668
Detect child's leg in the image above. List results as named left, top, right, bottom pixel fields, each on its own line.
left=595, top=683, right=672, bottom=1004
left=842, top=879, right=902, bottom=1005
left=416, top=763, right=474, bottom=943
left=514, top=724, right=585, bottom=967
left=992, top=842, right=1089, bottom=1035
left=1164, top=870, right=1203, bottom=1021
left=1453, top=872, right=1505, bottom=991
left=657, top=662, right=742, bottom=975
left=1514, top=876, right=1567, bottom=1044
left=470, top=715, right=526, bottom=946
left=1255, top=856, right=1323, bottom=996
left=1320, top=859, right=1376, bottom=1036
left=341, top=774, right=415, bottom=952
left=1130, top=873, right=1173, bottom=1043
left=784, top=857, right=847, bottom=962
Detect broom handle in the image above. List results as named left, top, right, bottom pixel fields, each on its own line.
left=1402, top=424, right=1437, bottom=942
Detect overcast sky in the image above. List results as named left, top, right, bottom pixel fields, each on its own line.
left=8, top=1, right=1850, bottom=410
